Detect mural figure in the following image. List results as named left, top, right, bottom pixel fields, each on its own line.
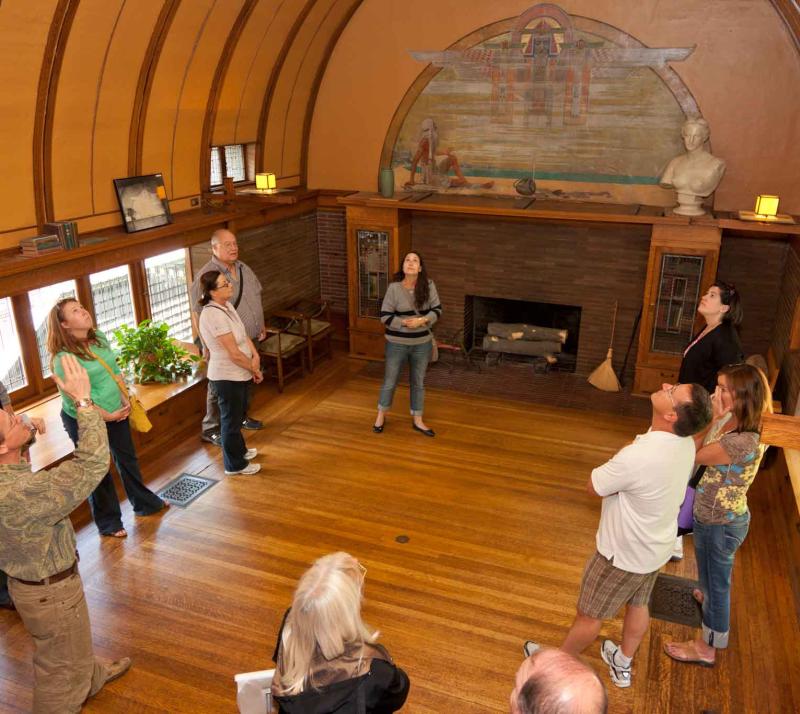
left=660, top=118, right=725, bottom=216
left=404, top=119, right=493, bottom=190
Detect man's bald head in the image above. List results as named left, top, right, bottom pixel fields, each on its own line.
left=210, top=229, right=238, bottom=266
left=510, top=648, right=607, bottom=714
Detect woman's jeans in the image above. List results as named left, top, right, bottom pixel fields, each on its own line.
left=211, top=379, right=250, bottom=472
left=377, top=340, right=432, bottom=416
left=693, top=511, right=750, bottom=649
left=61, top=411, right=164, bottom=534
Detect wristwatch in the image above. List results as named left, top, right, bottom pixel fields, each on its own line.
left=75, top=397, right=94, bottom=409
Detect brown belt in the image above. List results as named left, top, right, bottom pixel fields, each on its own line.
left=15, top=561, right=78, bottom=586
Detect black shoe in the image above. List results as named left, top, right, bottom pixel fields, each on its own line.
left=242, top=417, right=264, bottom=430
left=373, top=424, right=384, bottom=433
left=412, top=424, right=435, bottom=437
left=201, top=433, right=222, bottom=446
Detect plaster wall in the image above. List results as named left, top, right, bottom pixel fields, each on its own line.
left=308, top=0, right=800, bottom=212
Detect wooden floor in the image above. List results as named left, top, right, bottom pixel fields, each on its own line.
left=2, top=354, right=799, bottom=713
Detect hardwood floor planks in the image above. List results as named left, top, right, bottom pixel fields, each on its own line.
left=1, top=355, right=798, bottom=713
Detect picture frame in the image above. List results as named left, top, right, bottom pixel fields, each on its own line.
left=113, top=174, right=172, bottom=233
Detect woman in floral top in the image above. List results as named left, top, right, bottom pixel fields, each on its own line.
left=665, top=363, right=772, bottom=667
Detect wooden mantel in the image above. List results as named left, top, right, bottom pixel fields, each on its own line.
left=338, top=191, right=800, bottom=236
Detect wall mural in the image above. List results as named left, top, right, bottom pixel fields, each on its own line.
left=390, top=3, right=698, bottom=205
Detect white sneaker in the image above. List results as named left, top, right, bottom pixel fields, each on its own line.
left=244, top=448, right=258, bottom=460
left=225, top=463, right=261, bottom=475
left=523, top=640, right=541, bottom=657
left=670, top=535, right=684, bottom=562
left=600, top=639, right=631, bottom=688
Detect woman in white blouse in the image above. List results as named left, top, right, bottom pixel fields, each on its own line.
left=198, top=271, right=263, bottom=475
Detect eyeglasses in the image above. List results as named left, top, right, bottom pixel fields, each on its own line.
left=666, top=383, right=681, bottom=409
left=213, top=280, right=231, bottom=290
left=357, top=562, right=367, bottom=582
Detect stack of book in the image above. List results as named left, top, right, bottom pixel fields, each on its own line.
left=43, top=220, right=79, bottom=249
left=19, top=234, right=64, bottom=257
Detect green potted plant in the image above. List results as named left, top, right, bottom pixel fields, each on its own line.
left=113, top=320, right=200, bottom=384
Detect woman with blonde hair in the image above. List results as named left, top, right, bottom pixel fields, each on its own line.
left=665, top=363, right=772, bottom=667
left=271, top=552, right=409, bottom=713
left=47, top=298, right=166, bottom=538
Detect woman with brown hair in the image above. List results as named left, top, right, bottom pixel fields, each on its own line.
left=47, top=298, right=166, bottom=538
left=664, top=362, right=772, bottom=667
left=373, top=251, right=441, bottom=436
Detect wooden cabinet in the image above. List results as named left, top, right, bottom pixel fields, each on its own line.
left=345, top=205, right=410, bottom=360
left=633, top=225, right=721, bottom=394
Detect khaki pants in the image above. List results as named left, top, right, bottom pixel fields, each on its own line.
left=9, top=571, right=110, bottom=713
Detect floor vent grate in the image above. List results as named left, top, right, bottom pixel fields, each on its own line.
left=649, top=573, right=702, bottom=627
left=158, top=473, right=218, bottom=508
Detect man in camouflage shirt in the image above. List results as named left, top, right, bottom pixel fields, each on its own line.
left=0, top=356, right=132, bottom=712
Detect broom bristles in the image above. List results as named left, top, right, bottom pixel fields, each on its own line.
left=588, top=349, right=621, bottom=392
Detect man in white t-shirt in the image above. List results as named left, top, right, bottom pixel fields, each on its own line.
left=524, top=382, right=711, bottom=690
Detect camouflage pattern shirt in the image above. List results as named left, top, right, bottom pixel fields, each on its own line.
left=0, top=408, right=109, bottom=581
left=694, top=414, right=764, bottom=525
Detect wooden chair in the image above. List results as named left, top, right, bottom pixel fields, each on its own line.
left=434, top=327, right=481, bottom=373
left=285, top=298, right=334, bottom=372
left=258, top=310, right=307, bottom=392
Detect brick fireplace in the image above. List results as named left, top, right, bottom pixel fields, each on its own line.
left=411, top=213, right=652, bottom=380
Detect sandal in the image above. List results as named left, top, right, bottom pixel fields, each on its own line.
left=101, top=529, right=128, bottom=539
left=663, top=640, right=715, bottom=668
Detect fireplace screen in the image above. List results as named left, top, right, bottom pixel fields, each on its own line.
left=651, top=254, right=704, bottom=353
left=356, top=229, right=389, bottom=319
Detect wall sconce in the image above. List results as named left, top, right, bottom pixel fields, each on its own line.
left=255, top=172, right=277, bottom=193
left=739, top=194, right=795, bottom=224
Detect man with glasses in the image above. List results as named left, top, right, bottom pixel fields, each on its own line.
left=523, top=382, right=712, bottom=690
left=191, top=229, right=267, bottom=446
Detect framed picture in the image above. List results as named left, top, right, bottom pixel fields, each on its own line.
left=113, top=174, right=172, bottom=233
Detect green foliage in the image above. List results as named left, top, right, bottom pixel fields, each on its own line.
left=112, top=320, right=199, bottom=384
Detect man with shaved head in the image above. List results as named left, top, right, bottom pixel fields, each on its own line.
left=511, top=647, right=607, bottom=714
left=191, top=228, right=267, bottom=445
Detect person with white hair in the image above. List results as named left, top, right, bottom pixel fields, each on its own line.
left=271, top=552, right=410, bottom=713
left=659, top=117, right=725, bottom=216
left=405, top=117, right=469, bottom=189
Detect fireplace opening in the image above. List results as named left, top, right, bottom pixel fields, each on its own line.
left=464, top=295, right=581, bottom=372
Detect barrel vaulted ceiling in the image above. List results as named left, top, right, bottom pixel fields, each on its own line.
left=0, top=0, right=361, bottom=247
left=0, top=0, right=797, bottom=249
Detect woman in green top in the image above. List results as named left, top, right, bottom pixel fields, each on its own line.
left=47, top=298, right=166, bottom=538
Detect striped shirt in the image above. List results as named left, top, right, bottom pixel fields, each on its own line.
left=192, top=256, right=265, bottom=340
left=380, top=280, right=442, bottom=345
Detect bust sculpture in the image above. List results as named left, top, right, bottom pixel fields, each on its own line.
left=660, top=118, right=725, bottom=216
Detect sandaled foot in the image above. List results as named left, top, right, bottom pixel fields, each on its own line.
left=102, top=529, right=128, bottom=539
left=663, top=640, right=715, bottom=667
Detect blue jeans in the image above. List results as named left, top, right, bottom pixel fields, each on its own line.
left=693, top=511, right=750, bottom=648
left=211, top=379, right=250, bottom=472
left=377, top=341, right=432, bottom=416
left=62, top=411, right=164, bottom=535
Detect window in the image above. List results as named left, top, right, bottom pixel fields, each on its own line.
left=28, top=280, right=77, bottom=378
left=90, top=265, right=136, bottom=341
left=0, top=298, right=26, bottom=392
left=145, top=249, right=193, bottom=341
left=209, top=142, right=256, bottom=187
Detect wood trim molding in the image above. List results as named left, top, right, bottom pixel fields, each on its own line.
left=199, top=0, right=258, bottom=194
left=299, top=0, right=363, bottom=185
left=255, top=0, right=316, bottom=172
left=33, top=0, right=80, bottom=227
left=770, top=0, right=800, bottom=53
left=129, top=0, right=181, bottom=176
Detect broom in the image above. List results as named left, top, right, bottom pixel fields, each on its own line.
left=588, top=301, right=621, bottom=392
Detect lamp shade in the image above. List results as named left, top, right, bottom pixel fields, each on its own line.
left=754, top=194, right=779, bottom=217
left=267, top=173, right=277, bottom=190
left=255, top=173, right=268, bottom=190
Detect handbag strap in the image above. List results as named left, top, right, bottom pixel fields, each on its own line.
left=92, top=352, right=130, bottom=400
left=232, top=264, right=244, bottom=309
